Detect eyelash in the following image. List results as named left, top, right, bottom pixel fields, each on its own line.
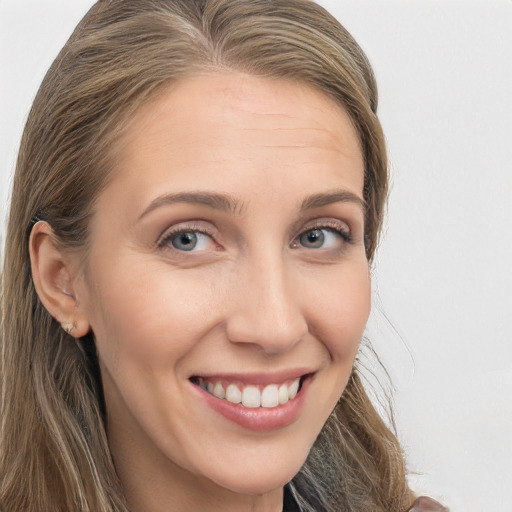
left=156, top=220, right=353, bottom=253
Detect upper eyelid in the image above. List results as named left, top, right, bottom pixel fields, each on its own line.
left=304, top=219, right=349, bottom=229
left=294, top=218, right=352, bottom=236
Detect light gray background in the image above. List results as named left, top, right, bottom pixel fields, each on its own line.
left=1, top=1, right=511, bottom=510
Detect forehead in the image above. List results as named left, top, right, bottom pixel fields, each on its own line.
left=102, top=72, right=364, bottom=213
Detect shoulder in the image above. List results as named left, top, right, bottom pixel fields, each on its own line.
left=410, top=496, right=449, bottom=512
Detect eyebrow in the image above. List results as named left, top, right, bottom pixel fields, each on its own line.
left=300, top=189, right=366, bottom=211
left=138, top=191, right=243, bottom=221
left=138, top=188, right=366, bottom=221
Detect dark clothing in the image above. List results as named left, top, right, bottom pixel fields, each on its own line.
left=283, top=486, right=301, bottom=512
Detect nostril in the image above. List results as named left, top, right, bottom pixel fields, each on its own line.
left=225, top=310, right=307, bottom=354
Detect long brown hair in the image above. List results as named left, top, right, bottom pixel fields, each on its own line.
left=1, top=1, right=413, bottom=510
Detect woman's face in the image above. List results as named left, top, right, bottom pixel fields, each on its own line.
left=76, top=73, right=370, bottom=502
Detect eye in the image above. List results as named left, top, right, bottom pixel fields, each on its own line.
left=296, top=227, right=350, bottom=250
left=166, top=230, right=213, bottom=252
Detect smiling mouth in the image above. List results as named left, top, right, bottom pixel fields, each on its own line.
left=190, top=375, right=309, bottom=409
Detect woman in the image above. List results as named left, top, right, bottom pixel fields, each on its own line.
left=0, top=1, right=447, bottom=511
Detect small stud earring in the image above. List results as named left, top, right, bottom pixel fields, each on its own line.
left=61, top=321, right=77, bottom=336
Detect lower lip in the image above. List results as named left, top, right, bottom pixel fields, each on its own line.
left=191, top=376, right=312, bottom=432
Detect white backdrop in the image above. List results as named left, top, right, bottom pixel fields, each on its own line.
left=1, top=1, right=511, bottom=511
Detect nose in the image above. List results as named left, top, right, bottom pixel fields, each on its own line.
left=225, top=254, right=308, bottom=355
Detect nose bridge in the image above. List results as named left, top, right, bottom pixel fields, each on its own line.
left=226, top=248, right=308, bottom=353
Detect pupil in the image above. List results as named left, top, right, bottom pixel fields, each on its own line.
left=181, top=234, right=193, bottom=245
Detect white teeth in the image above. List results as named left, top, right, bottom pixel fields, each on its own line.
left=261, top=384, right=279, bottom=408
left=199, top=376, right=304, bottom=408
left=213, top=382, right=225, bottom=399
left=278, top=383, right=289, bottom=405
left=288, top=378, right=300, bottom=400
left=226, top=383, right=242, bottom=404
left=242, top=386, right=261, bottom=408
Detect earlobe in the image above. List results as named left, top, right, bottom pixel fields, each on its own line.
left=29, top=221, right=90, bottom=338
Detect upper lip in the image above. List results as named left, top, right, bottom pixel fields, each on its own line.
left=190, top=368, right=315, bottom=386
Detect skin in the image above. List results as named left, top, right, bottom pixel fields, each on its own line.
left=31, top=73, right=370, bottom=512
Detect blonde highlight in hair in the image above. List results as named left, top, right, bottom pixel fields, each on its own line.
left=1, top=1, right=413, bottom=510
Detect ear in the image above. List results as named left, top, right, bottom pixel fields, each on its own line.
left=29, top=221, right=90, bottom=338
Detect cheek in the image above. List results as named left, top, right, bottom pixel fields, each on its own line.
left=84, top=260, right=219, bottom=371
left=307, top=261, right=371, bottom=361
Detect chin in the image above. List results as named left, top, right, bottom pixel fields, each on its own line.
left=216, top=474, right=295, bottom=497
left=206, top=454, right=306, bottom=496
